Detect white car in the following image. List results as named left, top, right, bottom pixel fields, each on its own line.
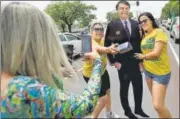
left=165, top=18, right=171, bottom=30
left=161, top=20, right=167, bottom=27
left=58, top=33, right=82, bottom=57
left=170, top=17, right=179, bottom=44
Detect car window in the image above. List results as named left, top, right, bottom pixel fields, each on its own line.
left=59, top=34, right=66, bottom=41
left=65, top=34, right=79, bottom=41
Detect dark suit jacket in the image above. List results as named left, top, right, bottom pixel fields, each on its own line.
left=104, top=19, right=142, bottom=64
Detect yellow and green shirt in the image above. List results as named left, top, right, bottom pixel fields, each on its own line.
left=141, top=28, right=171, bottom=75
left=83, top=38, right=107, bottom=78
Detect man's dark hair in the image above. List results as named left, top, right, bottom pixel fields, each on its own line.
left=116, top=0, right=130, bottom=10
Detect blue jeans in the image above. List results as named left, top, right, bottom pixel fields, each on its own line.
left=144, top=69, right=171, bottom=85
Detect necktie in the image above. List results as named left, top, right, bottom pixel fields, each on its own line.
left=124, top=20, right=130, bottom=39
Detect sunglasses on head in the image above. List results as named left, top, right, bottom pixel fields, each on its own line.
left=139, top=19, right=148, bottom=25
left=93, top=28, right=104, bottom=32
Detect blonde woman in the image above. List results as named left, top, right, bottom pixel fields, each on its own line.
left=1, top=2, right=105, bottom=118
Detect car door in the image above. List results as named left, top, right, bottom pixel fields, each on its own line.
left=64, top=34, right=82, bottom=55
left=59, top=34, right=74, bottom=55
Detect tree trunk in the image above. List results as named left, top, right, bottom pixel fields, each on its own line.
left=67, top=24, right=72, bottom=33
left=61, top=24, right=66, bottom=32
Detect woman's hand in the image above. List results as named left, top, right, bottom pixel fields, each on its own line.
left=106, top=43, right=119, bottom=55
left=83, top=44, right=101, bottom=60
left=134, top=53, right=146, bottom=60
left=95, top=43, right=119, bottom=55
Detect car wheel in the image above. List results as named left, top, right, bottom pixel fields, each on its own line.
left=170, top=34, right=173, bottom=38
left=175, top=38, right=180, bottom=44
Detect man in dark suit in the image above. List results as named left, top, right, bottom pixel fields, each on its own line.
left=104, top=1, right=149, bottom=119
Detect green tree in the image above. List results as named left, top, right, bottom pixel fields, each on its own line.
left=106, top=11, right=134, bottom=22
left=161, top=0, right=179, bottom=19
left=106, top=11, right=119, bottom=22
left=129, top=12, right=134, bottom=19
left=170, top=0, right=179, bottom=17
left=57, top=20, right=66, bottom=32
left=44, top=1, right=97, bottom=32
left=79, top=14, right=96, bottom=28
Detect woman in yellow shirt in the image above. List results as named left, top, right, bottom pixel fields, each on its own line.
left=135, top=12, right=172, bottom=118
left=83, top=22, right=119, bottom=118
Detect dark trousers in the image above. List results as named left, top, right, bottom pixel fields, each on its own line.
left=118, top=61, right=143, bottom=113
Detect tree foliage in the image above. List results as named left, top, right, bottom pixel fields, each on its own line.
left=106, top=11, right=119, bottom=22
left=161, top=0, right=179, bottom=19
left=44, top=1, right=97, bottom=32
left=106, top=11, right=134, bottom=22
left=129, top=12, right=133, bottom=19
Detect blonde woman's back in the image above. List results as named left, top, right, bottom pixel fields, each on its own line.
left=1, top=2, right=103, bottom=118
left=1, top=2, right=75, bottom=88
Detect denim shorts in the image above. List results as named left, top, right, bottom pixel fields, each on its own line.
left=144, top=69, right=171, bottom=85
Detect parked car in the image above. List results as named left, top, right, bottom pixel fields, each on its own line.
left=170, top=16, right=180, bottom=44
left=155, top=19, right=161, bottom=26
left=63, top=44, right=74, bottom=64
left=58, top=33, right=82, bottom=58
left=165, top=18, right=171, bottom=30
left=71, top=31, right=82, bottom=38
left=161, top=20, right=167, bottom=27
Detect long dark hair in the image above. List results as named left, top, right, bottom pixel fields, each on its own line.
left=138, top=12, right=159, bottom=38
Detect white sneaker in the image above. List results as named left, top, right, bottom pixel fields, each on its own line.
left=105, top=112, right=120, bottom=118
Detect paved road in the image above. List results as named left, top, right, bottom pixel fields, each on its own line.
left=65, top=27, right=179, bottom=118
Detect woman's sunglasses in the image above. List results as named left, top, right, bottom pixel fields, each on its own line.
left=139, top=19, right=148, bottom=25
left=93, top=28, right=104, bottom=32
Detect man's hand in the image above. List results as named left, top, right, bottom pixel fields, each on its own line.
left=139, top=62, right=144, bottom=72
left=114, top=62, right=122, bottom=70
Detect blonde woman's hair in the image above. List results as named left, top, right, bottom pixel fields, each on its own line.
left=1, top=2, right=76, bottom=88
left=90, top=21, right=104, bottom=33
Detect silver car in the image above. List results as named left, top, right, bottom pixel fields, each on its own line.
left=58, top=33, right=82, bottom=57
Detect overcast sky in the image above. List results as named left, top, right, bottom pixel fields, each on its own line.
left=2, top=1, right=169, bottom=22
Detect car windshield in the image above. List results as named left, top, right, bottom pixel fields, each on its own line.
left=59, top=34, right=66, bottom=41
left=65, top=34, right=79, bottom=41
